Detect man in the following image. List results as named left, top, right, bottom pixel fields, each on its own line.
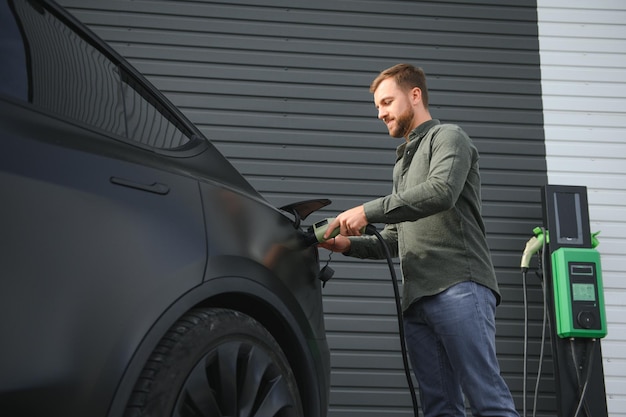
left=320, top=64, right=519, bottom=417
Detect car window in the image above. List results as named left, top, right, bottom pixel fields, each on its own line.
left=0, top=1, right=28, bottom=101
left=1, top=0, right=192, bottom=150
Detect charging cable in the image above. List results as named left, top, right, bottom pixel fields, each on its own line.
left=365, top=225, right=420, bottom=417
left=570, top=338, right=596, bottom=417
left=521, top=228, right=548, bottom=417
left=306, top=219, right=419, bottom=416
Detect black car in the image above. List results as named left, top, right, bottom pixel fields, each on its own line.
left=0, top=0, right=330, bottom=416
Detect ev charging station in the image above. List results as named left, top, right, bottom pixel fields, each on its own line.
left=524, top=184, right=609, bottom=416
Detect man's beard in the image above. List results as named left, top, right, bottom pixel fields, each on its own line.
left=389, top=107, right=414, bottom=138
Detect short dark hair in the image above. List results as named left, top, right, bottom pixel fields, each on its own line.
left=369, top=63, right=429, bottom=108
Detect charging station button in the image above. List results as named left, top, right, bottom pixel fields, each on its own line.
left=577, top=311, right=596, bottom=329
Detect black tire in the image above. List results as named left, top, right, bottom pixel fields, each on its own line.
left=125, top=308, right=304, bottom=417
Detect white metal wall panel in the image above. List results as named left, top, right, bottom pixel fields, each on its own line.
left=537, top=1, right=626, bottom=415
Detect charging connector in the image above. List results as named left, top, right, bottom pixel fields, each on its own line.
left=311, top=217, right=366, bottom=243
left=521, top=227, right=546, bottom=271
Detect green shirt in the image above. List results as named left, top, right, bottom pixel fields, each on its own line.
left=345, top=119, right=501, bottom=310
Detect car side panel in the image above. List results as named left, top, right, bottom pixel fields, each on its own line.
left=199, top=183, right=330, bottom=416
left=0, top=101, right=207, bottom=417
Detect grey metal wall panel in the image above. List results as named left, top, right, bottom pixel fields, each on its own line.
left=59, top=0, right=551, bottom=415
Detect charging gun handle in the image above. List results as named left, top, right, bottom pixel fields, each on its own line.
left=520, top=228, right=545, bottom=271
left=313, top=217, right=366, bottom=243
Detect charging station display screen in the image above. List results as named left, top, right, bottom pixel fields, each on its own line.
left=572, top=283, right=596, bottom=302
left=554, top=192, right=583, bottom=245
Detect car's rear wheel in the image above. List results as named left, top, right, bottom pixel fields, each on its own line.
left=125, top=308, right=303, bottom=417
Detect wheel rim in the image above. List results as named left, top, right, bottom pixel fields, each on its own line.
left=173, top=340, right=299, bottom=417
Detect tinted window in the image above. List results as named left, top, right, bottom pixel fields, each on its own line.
left=0, top=0, right=28, bottom=100
left=0, top=0, right=192, bottom=150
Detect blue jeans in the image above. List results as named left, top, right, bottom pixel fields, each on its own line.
left=403, top=281, right=519, bottom=417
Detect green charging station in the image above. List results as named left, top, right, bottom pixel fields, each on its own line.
left=539, top=185, right=608, bottom=417
left=551, top=247, right=607, bottom=339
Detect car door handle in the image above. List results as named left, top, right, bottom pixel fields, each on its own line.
left=110, top=176, right=170, bottom=195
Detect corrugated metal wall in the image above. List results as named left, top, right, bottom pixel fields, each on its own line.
left=537, top=1, right=626, bottom=415
left=58, top=0, right=551, bottom=415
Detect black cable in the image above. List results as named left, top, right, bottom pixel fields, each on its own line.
left=534, top=244, right=547, bottom=417
left=367, top=225, right=420, bottom=417
left=522, top=268, right=528, bottom=417
left=570, top=338, right=597, bottom=417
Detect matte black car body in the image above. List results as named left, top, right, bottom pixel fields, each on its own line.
left=0, top=1, right=330, bottom=416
